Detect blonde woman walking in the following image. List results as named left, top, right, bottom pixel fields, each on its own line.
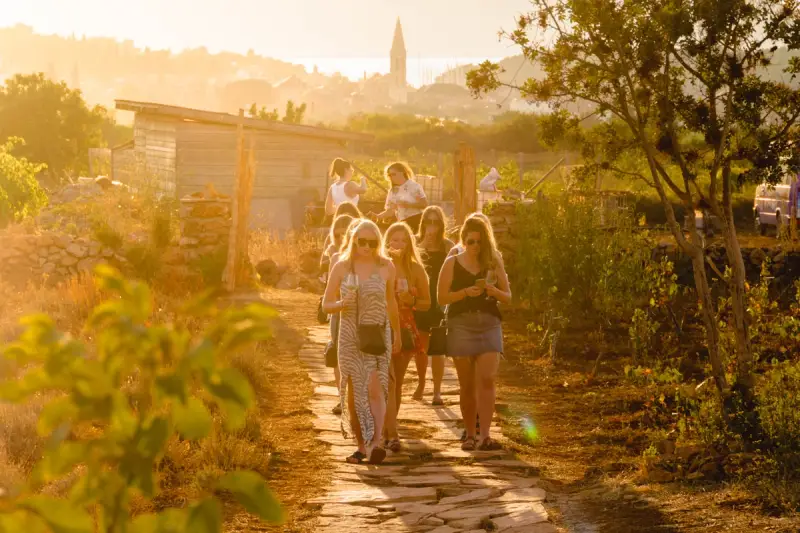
left=382, top=222, right=430, bottom=452
left=323, top=219, right=401, bottom=464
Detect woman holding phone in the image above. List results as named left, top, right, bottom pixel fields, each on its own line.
left=323, top=219, right=401, bottom=464
left=437, top=216, right=511, bottom=451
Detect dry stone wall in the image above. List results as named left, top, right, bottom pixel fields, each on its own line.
left=0, top=232, right=125, bottom=284
left=178, top=194, right=232, bottom=263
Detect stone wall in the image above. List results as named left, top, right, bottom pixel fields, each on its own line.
left=178, top=193, right=232, bottom=262
left=0, top=232, right=125, bottom=285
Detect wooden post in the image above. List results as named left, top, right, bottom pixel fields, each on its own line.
left=517, top=152, right=525, bottom=190
left=222, top=109, right=246, bottom=292
left=454, top=142, right=477, bottom=224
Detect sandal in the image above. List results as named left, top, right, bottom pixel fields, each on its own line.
left=387, top=439, right=402, bottom=453
left=460, top=429, right=467, bottom=442
left=346, top=451, right=366, bottom=464
left=412, top=387, right=424, bottom=401
left=368, top=445, right=387, bottom=464
left=431, top=397, right=445, bottom=406
left=461, top=437, right=476, bottom=451
left=477, top=437, right=503, bottom=451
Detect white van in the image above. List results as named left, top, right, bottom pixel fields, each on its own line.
left=753, top=170, right=798, bottom=235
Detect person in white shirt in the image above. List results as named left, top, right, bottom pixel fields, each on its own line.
left=373, top=161, right=428, bottom=233
left=325, top=158, right=368, bottom=217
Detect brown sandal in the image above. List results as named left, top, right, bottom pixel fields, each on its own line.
left=461, top=436, right=476, bottom=451
left=368, top=445, right=387, bottom=464
left=477, top=437, right=503, bottom=451
left=387, top=439, right=402, bottom=453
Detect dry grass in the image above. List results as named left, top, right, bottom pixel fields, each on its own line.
left=250, top=230, right=323, bottom=272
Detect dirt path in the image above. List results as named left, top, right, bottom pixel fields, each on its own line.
left=299, top=325, right=555, bottom=532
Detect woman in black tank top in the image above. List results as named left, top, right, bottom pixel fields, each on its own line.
left=414, top=206, right=455, bottom=405
left=438, top=216, right=511, bottom=452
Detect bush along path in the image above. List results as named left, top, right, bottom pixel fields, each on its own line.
left=299, top=325, right=555, bottom=533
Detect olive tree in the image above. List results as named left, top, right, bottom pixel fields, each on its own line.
left=468, top=0, right=800, bottom=441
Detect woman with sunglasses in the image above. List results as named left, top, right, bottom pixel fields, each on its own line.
left=325, top=158, right=367, bottom=217
left=382, top=222, right=430, bottom=452
left=413, top=206, right=455, bottom=405
left=321, top=214, right=357, bottom=415
left=372, top=161, right=428, bottom=233
left=323, top=219, right=401, bottom=464
left=438, top=216, right=512, bottom=451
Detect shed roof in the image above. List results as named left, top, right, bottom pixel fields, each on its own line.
left=115, top=99, right=373, bottom=143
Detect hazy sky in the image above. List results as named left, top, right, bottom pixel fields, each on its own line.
left=0, top=0, right=532, bottom=59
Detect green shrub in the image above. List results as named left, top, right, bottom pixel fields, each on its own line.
left=151, top=203, right=176, bottom=250
left=0, top=138, right=47, bottom=228
left=191, top=248, right=229, bottom=288
left=125, top=244, right=162, bottom=282
left=91, top=217, right=124, bottom=250
left=757, top=360, right=800, bottom=451
left=0, top=265, right=282, bottom=532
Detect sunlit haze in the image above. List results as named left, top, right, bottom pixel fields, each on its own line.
left=0, top=0, right=532, bottom=85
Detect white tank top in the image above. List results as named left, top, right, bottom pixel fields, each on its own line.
left=330, top=181, right=359, bottom=207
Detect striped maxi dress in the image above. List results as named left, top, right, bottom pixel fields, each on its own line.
left=337, top=272, right=391, bottom=444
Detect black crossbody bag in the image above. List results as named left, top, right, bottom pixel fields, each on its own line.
left=352, top=265, right=387, bottom=356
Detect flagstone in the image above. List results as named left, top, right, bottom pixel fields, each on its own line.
left=319, top=503, right=383, bottom=517
left=461, top=477, right=537, bottom=489
left=437, top=488, right=496, bottom=506
left=490, top=503, right=548, bottom=530
left=436, top=502, right=534, bottom=521
left=315, top=385, right=340, bottom=396
left=392, top=474, right=460, bottom=486
left=307, top=486, right=437, bottom=505
left=393, top=502, right=458, bottom=515
left=490, top=488, right=546, bottom=503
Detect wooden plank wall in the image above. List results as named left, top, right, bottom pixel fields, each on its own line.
left=175, top=121, right=346, bottom=232
left=133, top=114, right=178, bottom=195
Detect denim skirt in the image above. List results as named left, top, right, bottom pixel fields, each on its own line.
left=446, top=311, right=503, bottom=357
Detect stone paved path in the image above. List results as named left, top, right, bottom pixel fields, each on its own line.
left=300, top=326, right=555, bottom=533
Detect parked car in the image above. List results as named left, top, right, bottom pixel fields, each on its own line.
left=753, top=170, right=798, bottom=235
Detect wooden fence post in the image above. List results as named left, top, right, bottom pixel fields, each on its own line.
left=454, top=142, right=477, bottom=225
left=222, top=109, right=255, bottom=292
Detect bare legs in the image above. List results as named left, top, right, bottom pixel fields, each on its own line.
left=453, top=357, right=477, bottom=441
left=384, top=353, right=412, bottom=442
left=475, top=352, right=499, bottom=442
left=367, top=369, right=386, bottom=455
left=346, top=377, right=365, bottom=454
left=415, top=332, right=444, bottom=403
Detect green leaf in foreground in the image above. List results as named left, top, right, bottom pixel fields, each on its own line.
left=20, top=496, right=93, bottom=533
left=173, top=397, right=213, bottom=440
left=186, top=499, right=222, bottom=533
left=129, top=509, right=187, bottom=533
left=218, top=471, right=283, bottom=524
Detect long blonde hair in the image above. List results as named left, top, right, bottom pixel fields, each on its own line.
left=339, top=219, right=387, bottom=264
left=459, top=216, right=500, bottom=271
left=384, top=221, right=424, bottom=276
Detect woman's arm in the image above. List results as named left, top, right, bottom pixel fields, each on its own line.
left=437, top=256, right=467, bottom=306
left=412, top=263, right=431, bottom=312
left=344, top=177, right=368, bottom=196
left=324, top=187, right=335, bottom=216
left=322, top=262, right=347, bottom=314
left=486, top=260, right=512, bottom=304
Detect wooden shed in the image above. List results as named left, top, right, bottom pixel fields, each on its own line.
left=115, top=100, right=372, bottom=233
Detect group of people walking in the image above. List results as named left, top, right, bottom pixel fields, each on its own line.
left=320, top=158, right=512, bottom=464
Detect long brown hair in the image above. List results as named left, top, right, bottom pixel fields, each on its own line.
left=329, top=214, right=355, bottom=249
left=384, top=161, right=413, bottom=183
left=416, top=205, right=447, bottom=246
left=329, top=157, right=352, bottom=179
left=459, top=216, right=499, bottom=271
left=384, top=222, right=424, bottom=277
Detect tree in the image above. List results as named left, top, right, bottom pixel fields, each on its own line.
left=0, top=73, right=106, bottom=183
left=469, top=0, right=800, bottom=442
left=0, top=138, right=47, bottom=227
left=248, top=100, right=307, bottom=124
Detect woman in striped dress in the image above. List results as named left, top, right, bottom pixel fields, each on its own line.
left=323, top=219, right=401, bottom=464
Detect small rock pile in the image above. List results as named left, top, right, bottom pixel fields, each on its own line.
left=0, top=232, right=124, bottom=284
left=178, top=192, right=232, bottom=262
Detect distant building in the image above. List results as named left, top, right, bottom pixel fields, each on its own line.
left=389, top=18, right=408, bottom=104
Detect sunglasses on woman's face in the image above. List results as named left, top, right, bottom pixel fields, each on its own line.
left=357, top=238, right=380, bottom=249
left=466, top=238, right=481, bottom=246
